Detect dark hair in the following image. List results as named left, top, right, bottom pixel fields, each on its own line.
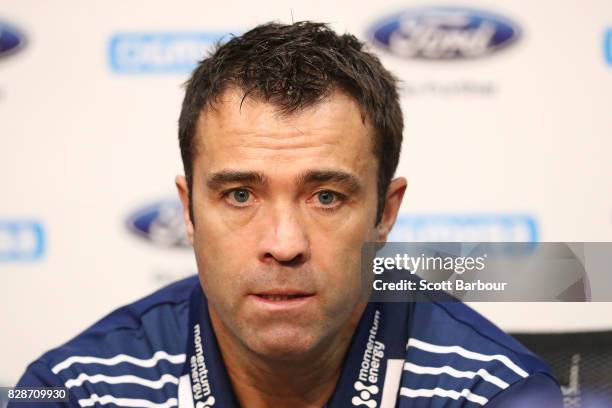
left=178, top=21, right=403, bottom=225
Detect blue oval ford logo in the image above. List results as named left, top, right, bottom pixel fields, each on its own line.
left=0, top=22, right=25, bottom=57
left=369, top=7, right=520, bottom=59
left=126, top=200, right=189, bottom=248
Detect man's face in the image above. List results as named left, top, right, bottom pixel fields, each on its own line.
left=178, top=88, right=401, bottom=360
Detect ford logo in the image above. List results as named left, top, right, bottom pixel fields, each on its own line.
left=369, top=7, right=521, bottom=59
left=0, top=21, right=25, bottom=58
left=126, top=200, right=189, bottom=248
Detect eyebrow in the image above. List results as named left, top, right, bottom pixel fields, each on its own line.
left=206, top=169, right=363, bottom=194
left=207, top=170, right=268, bottom=190
left=297, top=170, right=363, bottom=194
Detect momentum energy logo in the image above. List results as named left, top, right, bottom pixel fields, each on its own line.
left=0, top=220, right=45, bottom=262
left=389, top=214, right=538, bottom=242
left=126, top=200, right=188, bottom=248
left=109, top=31, right=232, bottom=74
left=0, top=21, right=26, bottom=58
left=368, top=7, right=520, bottom=59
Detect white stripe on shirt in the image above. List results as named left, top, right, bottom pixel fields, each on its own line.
left=52, top=351, right=186, bottom=374
left=65, top=373, right=179, bottom=389
left=400, top=387, right=489, bottom=406
left=78, top=394, right=178, bottom=408
left=406, top=338, right=529, bottom=378
left=404, top=361, right=509, bottom=389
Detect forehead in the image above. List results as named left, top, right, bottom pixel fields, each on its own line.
left=193, top=88, right=377, bottom=175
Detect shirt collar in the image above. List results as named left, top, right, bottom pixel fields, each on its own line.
left=184, top=284, right=411, bottom=408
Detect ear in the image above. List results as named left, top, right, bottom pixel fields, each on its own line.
left=376, top=177, right=407, bottom=242
left=175, top=175, right=195, bottom=246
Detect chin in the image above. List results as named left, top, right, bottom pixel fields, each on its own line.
left=245, top=326, right=323, bottom=361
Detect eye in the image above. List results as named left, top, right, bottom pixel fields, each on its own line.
left=317, top=190, right=336, bottom=205
left=313, top=190, right=345, bottom=211
left=223, top=188, right=253, bottom=207
left=232, top=189, right=250, bottom=203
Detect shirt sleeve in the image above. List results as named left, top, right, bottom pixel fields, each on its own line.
left=7, top=361, right=80, bottom=408
left=485, top=373, right=563, bottom=408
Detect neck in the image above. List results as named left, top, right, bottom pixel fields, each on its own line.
left=209, top=303, right=366, bottom=408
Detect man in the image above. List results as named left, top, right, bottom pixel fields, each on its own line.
left=12, top=22, right=562, bottom=407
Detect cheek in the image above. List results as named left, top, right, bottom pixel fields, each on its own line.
left=310, top=215, right=372, bottom=296
left=192, top=184, right=259, bottom=259
left=191, top=213, right=255, bottom=308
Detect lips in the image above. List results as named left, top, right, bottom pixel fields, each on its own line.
left=257, top=294, right=306, bottom=301
left=250, top=290, right=315, bottom=304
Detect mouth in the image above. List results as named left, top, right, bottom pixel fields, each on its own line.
left=256, top=294, right=308, bottom=301
left=250, top=290, right=315, bottom=306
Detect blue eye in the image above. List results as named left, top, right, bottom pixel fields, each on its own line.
left=232, top=189, right=250, bottom=203
left=317, top=191, right=335, bottom=205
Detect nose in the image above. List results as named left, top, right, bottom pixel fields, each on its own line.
left=258, top=203, right=310, bottom=266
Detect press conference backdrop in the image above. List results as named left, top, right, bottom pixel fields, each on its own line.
left=1, top=0, right=611, bottom=386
